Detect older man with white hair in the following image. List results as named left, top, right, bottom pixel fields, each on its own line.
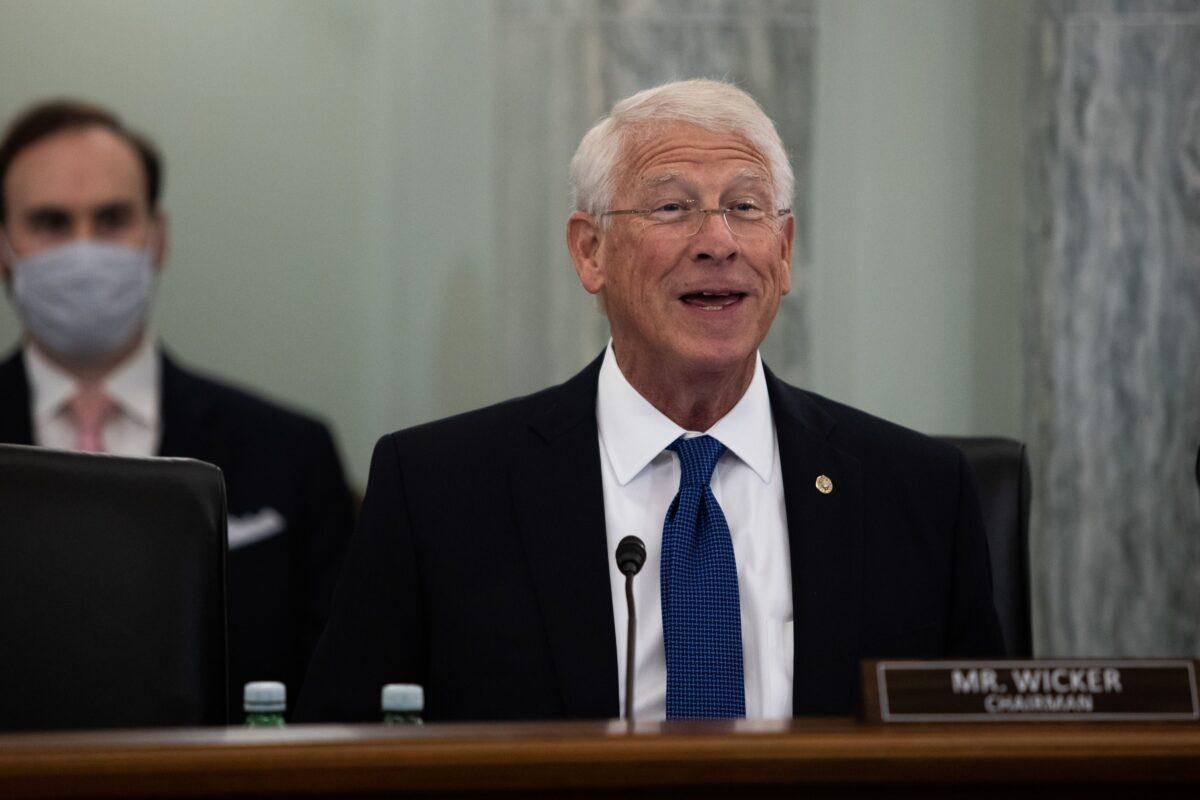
left=297, top=79, right=1003, bottom=723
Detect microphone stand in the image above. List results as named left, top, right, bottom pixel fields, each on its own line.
left=615, top=535, right=646, bottom=724
left=624, top=569, right=637, bottom=722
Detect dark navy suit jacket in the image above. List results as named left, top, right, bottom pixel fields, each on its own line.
left=295, top=354, right=1003, bottom=722
left=0, top=348, right=355, bottom=721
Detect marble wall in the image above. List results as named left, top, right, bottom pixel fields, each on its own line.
left=1026, top=0, right=1200, bottom=656
left=492, top=0, right=815, bottom=396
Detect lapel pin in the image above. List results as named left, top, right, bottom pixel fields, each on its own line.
left=815, top=474, right=833, bottom=495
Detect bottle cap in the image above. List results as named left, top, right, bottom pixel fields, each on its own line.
left=381, top=683, right=424, bottom=713
left=244, top=681, right=286, bottom=713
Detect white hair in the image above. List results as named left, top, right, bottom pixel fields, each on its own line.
left=569, top=79, right=793, bottom=217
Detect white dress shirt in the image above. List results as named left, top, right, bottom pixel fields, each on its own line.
left=597, top=343, right=793, bottom=720
left=24, top=333, right=161, bottom=458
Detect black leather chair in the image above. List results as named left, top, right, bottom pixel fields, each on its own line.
left=0, top=444, right=228, bottom=730
left=937, top=436, right=1032, bottom=658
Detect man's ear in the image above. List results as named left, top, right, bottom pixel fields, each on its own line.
left=0, top=226, right=10, bottom=285
left=777, top=214, right=795, bottom=296
left=566, top=211, right=605, bottom=295
left=149, top=208, right=170, bottom=273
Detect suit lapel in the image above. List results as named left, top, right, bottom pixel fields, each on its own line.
left=157, top=352, right=225, bottom=465
left=766, top=369, right=865, bottom=715
left=0, top=349, right=35, bottom=445
left=509, top=354, right=619, bottom=718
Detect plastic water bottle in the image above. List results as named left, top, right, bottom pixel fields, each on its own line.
left=244, top=681, right=286, bottom=727
left=381, top=683, right=423, bottom=724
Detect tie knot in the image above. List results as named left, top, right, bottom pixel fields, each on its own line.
left=68, top=384, right=117, bottom=453
left=667, top=435, right=726, bottom=487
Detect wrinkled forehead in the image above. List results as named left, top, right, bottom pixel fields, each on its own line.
left=615, top=121, right=774, bottom=198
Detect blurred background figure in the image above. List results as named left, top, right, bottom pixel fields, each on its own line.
left=0, top=100, right=355, bottom=720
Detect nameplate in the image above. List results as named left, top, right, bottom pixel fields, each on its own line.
left=861, top=659, right=1200, bottom=723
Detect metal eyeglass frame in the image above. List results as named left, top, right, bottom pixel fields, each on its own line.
left=598, top=205, right=791, bottom=238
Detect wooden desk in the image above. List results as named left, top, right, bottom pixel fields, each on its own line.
left=2, top=718, right=1199, bottom=798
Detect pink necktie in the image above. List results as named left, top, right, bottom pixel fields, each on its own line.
left=69, top=384, right=117, bottom=453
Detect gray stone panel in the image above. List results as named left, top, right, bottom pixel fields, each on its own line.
left=1026, top=0, right=1200, bottom=656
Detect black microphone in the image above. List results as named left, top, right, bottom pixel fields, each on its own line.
left=615, top=535, right=646, bottom=723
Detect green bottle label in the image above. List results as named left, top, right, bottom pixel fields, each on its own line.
left=245, top=712, right=286, bottom=727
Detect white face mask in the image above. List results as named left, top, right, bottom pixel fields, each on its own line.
left=7, top=239, right=156, bottom=363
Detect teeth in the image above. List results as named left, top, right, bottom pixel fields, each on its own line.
left=682, top=293, right=741, bottom=310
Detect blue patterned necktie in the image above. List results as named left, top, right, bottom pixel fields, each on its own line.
left=661, top=435, right=746, bottom=719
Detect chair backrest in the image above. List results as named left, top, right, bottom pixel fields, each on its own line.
left=936, top=436, right=1033, bottom=658
left=0, top=444, right=228, bottom=730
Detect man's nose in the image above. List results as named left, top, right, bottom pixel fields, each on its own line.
left=69, top=220, right=95, bottom=241
left=689, top=211, right=739, bottom=264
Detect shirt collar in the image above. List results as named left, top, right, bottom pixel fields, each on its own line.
left=24, top=331, right=160, bottom=427
left=705, top=352, right=776, bottom=484
left=24, top=344, right=76, bottom=425
left=596, top=341, right=776, bottom=486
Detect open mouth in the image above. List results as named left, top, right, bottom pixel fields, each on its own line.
left=680, top=290, right=746, bottom=311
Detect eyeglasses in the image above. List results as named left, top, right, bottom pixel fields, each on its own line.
left=599, top=201, right=791, bottom=238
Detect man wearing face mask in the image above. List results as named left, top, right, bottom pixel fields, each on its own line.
left=0, top=100, right=355, bottom=721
